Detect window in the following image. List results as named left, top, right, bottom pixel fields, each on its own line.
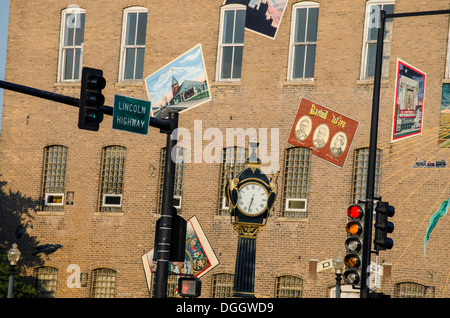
left=282, top=147, right=311, bottom=218
left=42, top=145, right=68, bottom=211
left=158, top=146, right=185, bottom=213
left=351, top=148, right=382, bottom=203
left=275, top=276, right=303, bottom=298
left=99, top=146, right=127, bottom=212
left=218, top=146, right=247, bottom=215
left=91, top=268, right=117, bottom=298
left=35, top=267, right=59, bottom=298
left=58, top=5, right=85, bottom=82
left=212, top=273, right=234, bottom=298
left=395, top=282, right=434, bottom=298
left=287, top=2, right=319, bottom=80
left=119, top=7, right=148, bottom=81
left=361, top=1, right=395, bottom=79
left=216, top=4, right=246, bottom=81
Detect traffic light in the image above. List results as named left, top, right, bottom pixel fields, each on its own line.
left=178, top=277, right=201, bottom=298
left=78, top=67, right=106, bottom=131
left=153, top=207, right=187, bottom=262
left=343, top=203, right=365, bottom=286
left=374, top=200, right=395, bottom=251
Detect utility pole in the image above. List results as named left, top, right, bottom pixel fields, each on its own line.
left=362, top=8, right=450, bottom=298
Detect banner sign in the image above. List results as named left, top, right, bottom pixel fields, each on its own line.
left=287, top=98, right=359, bottom=168
left=392, top=59, right=426, bottom=142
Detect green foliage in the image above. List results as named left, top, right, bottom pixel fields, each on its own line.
left=0, top=254, right=38, bottom=298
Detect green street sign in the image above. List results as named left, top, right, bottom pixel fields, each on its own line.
left=113, top=95, right=151, bottom=135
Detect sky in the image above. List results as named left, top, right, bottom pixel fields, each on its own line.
left=0, top=0, right=10, bottom=134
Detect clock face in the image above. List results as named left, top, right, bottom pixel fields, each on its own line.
left=237, top=182, right=269, bottom=216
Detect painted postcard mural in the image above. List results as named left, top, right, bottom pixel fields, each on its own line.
left=392, top=59, right=426, bottom=142
left=438, top=83, right=450, bottom=147
left=287, top=98, right=359, bottom=168
left=223, top=0, right=288, bottom=39
left=145, top=44, right=211, bottom=119
left=141, top=216, right=219, bottom=293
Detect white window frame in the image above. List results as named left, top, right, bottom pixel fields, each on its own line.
left=102, top=194, right=123, bottom=207
left=360, top=0, right=395, bottom=80
left=215, top=4, right=246, bottom=82
left=57, top=5, right=85, bottom=83
left=285, top=198, right=308, bottom=213
left=287, top=1, right=319, bottom=81
left=118, top=6, right=148, bottom=82
left=44, top=193, right=65, bottom=206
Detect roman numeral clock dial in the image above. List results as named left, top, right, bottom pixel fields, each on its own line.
left=237, top=182, right=269, bottom=216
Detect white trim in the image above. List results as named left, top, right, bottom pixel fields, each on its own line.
left=118, top=6, right=148, bottom=82
left=57, top=6, right=85, bottom=83
left=285, top=198, right=307, bottom=212
left=44, top=193, right=65, bottom=206
left=102, top=194, right=123, bottom=207
left=215, top=4, right=246, bottom=82
left=173, top=195, right=182, bottom=209
left=445, top=24, right=450, bottom=79
left=286, top=2, right=319, bottom=81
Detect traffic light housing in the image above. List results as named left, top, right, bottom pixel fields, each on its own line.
left=78, top=67, right=106, bottom=131
left=344, top=203, right=365, bottom=286
left=178, top=277, right=201, bottom=298
left=153, top=207, right=187, bottom=262
left=374, top=200, right=395, bottom=251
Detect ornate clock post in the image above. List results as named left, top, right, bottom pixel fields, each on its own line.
left=226, top=141, right=277, bottom=297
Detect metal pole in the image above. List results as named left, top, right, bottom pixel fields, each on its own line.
left=362, top=9, right=385, bottom=299
left=153, top=111, right=179, bottom=298
left=7, top=267, right=14, bottom=298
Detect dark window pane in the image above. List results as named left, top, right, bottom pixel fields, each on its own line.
left=223, top=10, right=235, bottom=44
left=135, top=48, right=145, bottom=79
left=305, top=45, right=316, bottom=78
left=232, top=46, right=243, bottom=79
left=74, top=13, right=85, bottom=46
left=64, top=49, right=74, bottom=80
left=234, top=10, right=245, bottom=44
left=136, top=12, right=147, bottom=45
left=221, top=46, right=233, bottom=79
left=124, top=48, right=136, bottom=79
left=293, top=45, right=305, bottom=78
left=306, top=7, right=318, bottom=42
left=126, top=12, right=137, bottom=45
left=294, top=8, right=306, bottom=43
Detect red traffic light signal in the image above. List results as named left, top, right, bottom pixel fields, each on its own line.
left=344, top=203, right=365, bottom=287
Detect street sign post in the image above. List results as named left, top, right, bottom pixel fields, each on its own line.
left=113, top=94, right=151, bottom=135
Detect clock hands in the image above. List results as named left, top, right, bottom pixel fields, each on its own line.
left=248, top=194, right=255, bottom=213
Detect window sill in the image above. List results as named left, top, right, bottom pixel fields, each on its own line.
left=93, top=212, right=124, bottom=217
left=36, top=211, right=64, bottom=216
left=283, top=79, right=315, bottom=86
left=211, top=81, right=242, bottom=86
left=356, top=78, right=389, bottom=85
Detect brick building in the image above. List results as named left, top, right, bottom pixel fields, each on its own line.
left=1, top=0, right=450, bottom=298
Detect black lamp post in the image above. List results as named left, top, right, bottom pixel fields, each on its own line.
left=333, top=250, right=344, bottom=298
left=7, top=243, right=21, bottom=298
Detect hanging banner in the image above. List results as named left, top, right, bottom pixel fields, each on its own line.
left=392, top=59, right=426, bottom=142
left=287, top=98, right=359, bottom=168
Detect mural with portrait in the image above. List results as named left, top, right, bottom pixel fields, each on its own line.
left=287, top=98, right=359, bottom=168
